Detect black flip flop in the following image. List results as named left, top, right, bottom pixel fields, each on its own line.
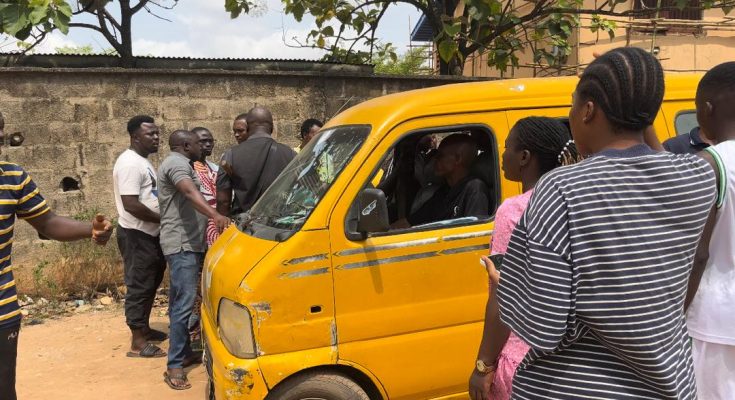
left=164, top=371, right=192, bottom=390
left=146, top=329, right=168, bottom=343
left=126, top=342, right=166, bottom=358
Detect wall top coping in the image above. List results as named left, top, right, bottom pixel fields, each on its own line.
left=0, top=65, right=489, bottom=82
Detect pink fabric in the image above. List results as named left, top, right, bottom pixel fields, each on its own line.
left=490, top=190, right=533, bottom=399
left=492, top=333, right=531, bottom=400
left=490, top=190, right=533, bottom=255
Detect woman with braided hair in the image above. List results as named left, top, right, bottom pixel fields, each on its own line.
left=484, top=47, right=715, bottom=399
left=469, top=116, right=580, bottom=400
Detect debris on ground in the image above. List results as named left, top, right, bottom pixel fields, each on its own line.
left=18, top=291, right=139, bottom=325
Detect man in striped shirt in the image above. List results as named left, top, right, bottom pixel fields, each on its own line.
left=497, top=48, right=715, bottom=399
left=0, top=111, right=112, bottom=400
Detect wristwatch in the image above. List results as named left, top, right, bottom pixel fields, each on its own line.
left=476, top=359, right=497, bottom=375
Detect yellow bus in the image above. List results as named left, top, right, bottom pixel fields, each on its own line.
left=202, top=74, right=702, bottom=400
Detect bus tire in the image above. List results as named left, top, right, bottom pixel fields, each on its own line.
left=268, top=371, right=371, bottom=400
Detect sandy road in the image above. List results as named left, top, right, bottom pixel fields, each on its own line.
left=16, top=306, right=207, bottom=400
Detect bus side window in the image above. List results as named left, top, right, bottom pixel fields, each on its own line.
left=675, top=110, right=697, bottom=136
left=346, top=125, right=499, bottom=238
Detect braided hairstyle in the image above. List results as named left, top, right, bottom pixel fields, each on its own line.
left=514, top=116, right=582, bottom=175
left=577, top=47, right=664, bottom=132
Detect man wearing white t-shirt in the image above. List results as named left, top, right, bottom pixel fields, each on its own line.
left=686, top=62, right=735, bottom=399
left=113, top=115, right=167, bottom=358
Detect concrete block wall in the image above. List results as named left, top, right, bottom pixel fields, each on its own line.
left=0, top=67, right=477, bottom=268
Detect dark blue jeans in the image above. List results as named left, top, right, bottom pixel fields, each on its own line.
left=165, top=251, right=203, bottom=370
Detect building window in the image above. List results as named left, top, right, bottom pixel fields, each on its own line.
left=634, top=0, right=702, bottom=20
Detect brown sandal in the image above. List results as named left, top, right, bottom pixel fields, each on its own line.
left=164, top=371, right=191, bottom=390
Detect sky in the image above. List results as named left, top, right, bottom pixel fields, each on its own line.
left=15, top=0, right=423, bottom=60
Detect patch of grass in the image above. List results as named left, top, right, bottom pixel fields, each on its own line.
left=21, top=208, right=124, bottom=301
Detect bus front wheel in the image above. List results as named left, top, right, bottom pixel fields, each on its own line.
left=267, top=371, right=370, bottom=400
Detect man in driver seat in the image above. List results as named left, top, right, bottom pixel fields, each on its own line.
left=394, top=134, right=490, bottom=228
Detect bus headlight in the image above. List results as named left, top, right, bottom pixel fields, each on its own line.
left=217, top=298, right=256, bottom=359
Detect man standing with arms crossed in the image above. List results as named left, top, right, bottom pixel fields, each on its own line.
left=113, top=115, right=168, bottom=358
left=158, top=130, right=230, bottom=390
left=0, top=110, right=113, bottom=400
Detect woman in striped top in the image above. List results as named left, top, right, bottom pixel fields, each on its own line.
left=496, top=47, right=716, bottom=399
left=469, top=117, right=581, bottom=400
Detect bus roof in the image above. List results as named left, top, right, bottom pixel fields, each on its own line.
left=326, top=73, right=702, bottom=134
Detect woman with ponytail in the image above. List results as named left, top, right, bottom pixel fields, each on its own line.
left=469, top=116, right=580, bottom=400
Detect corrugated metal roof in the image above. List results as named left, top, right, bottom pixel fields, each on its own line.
left=0, top=52, right=374, bottom=73
left=410, top=14, right=434, bottom=42
left=0, top=51, right=363, bottom=65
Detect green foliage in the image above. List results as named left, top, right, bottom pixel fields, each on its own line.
left=55, top=44, right=93, bottom=54
left=228, top=0, right=732, bottom=75
left=374, top=45, right=430, bottom=75
left=590, top=15, right=617, bottom=40
left=54, top=43, right=118, bottom=55
left=0, top=0, right=71, bottom=40
left=225, top=0, right=255, bottom=17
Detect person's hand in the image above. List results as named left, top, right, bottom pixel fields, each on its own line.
left=390, top=218, right=411, bottom=230
left=481, top=256, right=500, bottom=287
left=469, top=369, right=495, bottom=400
left=92, top=214, right=113, bottom=245
left=213, top=213, right=231, bottom=233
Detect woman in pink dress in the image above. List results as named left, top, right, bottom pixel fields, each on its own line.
left=469, top=117, right=581, bottom=400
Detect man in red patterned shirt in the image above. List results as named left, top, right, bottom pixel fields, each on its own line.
left=188, top=127, right=219, bottom=351
left=191, top=127, right=219, bottom=246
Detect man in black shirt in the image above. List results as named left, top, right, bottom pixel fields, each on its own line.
left=401, top=134, right=490, bottom=226
left=217, top=107, right=296, bottom=216
left=662, top=126, right=712, bottom=154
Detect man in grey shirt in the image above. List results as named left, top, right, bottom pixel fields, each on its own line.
left=157, top=130, right=230, bottom=391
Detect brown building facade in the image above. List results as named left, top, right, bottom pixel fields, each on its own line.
left=412, top=0, right=735, bottom=77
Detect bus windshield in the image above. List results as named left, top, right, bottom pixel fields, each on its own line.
left=242, top=125, right=371, bottom=235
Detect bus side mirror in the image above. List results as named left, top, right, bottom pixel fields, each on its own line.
left=356, top=188, right=389, bottom=235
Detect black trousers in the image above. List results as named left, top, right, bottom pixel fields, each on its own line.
left=0, top=325, right=19, bottom=400
left=117, top=226, right=166, bottom=330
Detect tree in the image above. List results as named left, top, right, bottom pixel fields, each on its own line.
left=55, top=43, right=94, bottom=53
left=55, top=43, right=117, bottom=55
left=0, top=0, right=177, bottom=67
left=68, top=0, right=178, bottom=67
left=227, top=0, right=735, bottom=75
left=372, top=44, right=430, bottom=75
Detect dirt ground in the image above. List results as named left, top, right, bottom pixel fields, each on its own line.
left=16, top=306, right=207, bottom=400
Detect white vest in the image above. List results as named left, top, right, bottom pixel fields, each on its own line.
left=687, top=140, right=735, bottom=345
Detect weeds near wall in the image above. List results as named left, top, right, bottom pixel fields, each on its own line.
left=26, top=208, right=124, bottom=301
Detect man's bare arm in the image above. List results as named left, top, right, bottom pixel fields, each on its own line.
left=685, top=151, right=719, bottom=311
left=26, top=212, right=112, bottom=244
left=120, top=195, right=160, bottom=223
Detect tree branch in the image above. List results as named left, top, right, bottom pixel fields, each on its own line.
left=131, top=0, right=151, bottom=14
left=68, top=22, right=105, bottom=33
left=94, top=2, right=124, bottom=52
left=143, top=4, right=174, bottom=22
left=147, top=0, right=179, bottom=10
left=102, top=9, right=124, bottom=31
left=368, top=5, right=389, bottom=61
left=20, top=30, right=48, bottom=55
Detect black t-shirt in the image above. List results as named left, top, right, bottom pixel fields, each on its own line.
left=408, top=176, right=490, bottom=225
left=662, top=127, right=710, bottom=155
left=217, top=133, right=296, bottom=215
